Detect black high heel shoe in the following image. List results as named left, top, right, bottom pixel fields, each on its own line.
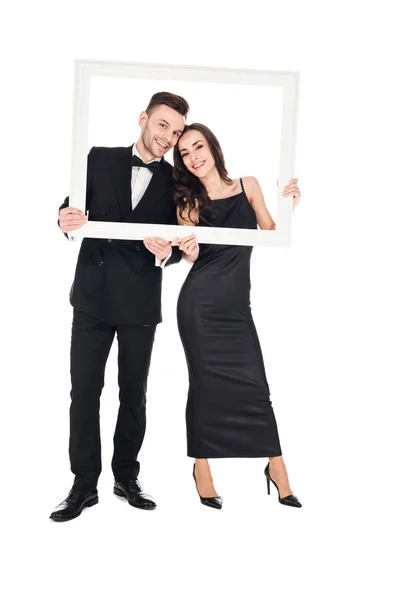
left=193, top=464, right=223, bottom=509
left=264, top=463, right=302, bottom=508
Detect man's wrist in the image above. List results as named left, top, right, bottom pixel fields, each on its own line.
left=155, top=248, right=173, bottom=269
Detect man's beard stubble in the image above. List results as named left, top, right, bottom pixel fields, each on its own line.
left=142, top=127, right=162, bottom=160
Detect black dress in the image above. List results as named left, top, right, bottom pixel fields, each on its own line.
left=177, top=179, right=282, bottom=458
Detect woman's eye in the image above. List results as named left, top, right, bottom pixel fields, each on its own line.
left=195, top=145, right=203, bottom=150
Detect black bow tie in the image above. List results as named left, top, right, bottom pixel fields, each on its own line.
left=131, top=155, right=160, bottom=174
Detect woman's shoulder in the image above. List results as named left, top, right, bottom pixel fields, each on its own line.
left=240, top=175, right=259, bottom=187
left=228, top=176, right=257, bottom=192
left=238, top=176, right=260, bottom=200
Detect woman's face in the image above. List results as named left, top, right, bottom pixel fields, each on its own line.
left=178, top=130, right=215, bottom=178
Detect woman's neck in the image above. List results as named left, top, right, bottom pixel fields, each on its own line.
left=200, top=168, right=231, bottom=198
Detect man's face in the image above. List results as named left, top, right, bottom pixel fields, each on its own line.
left=139, top=104, right=185, bottom=159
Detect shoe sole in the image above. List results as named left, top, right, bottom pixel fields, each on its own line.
left=200, top=499, right=223, bottom=509
left=49, top=497, right=99, bottom=522
left=113, top=487, right=157, bottom=510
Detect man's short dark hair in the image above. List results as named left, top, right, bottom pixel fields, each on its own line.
left=146, top=92, right=189, bottom=118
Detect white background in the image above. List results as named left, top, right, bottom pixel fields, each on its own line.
left=89, top=75, right=283, bottom=218
left=2, top=1, right=399, bottom=599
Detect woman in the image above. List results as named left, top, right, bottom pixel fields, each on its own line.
left=171, top=124, right=301, bottom=509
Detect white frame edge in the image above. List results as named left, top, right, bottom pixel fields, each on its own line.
left=68, top=59, right=299, bottom=247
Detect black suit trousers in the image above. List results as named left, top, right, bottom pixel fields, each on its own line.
left=69, top=309, right=156, bottom=491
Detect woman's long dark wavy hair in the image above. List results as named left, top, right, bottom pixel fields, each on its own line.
left=172, top=123, right=233, bottom=223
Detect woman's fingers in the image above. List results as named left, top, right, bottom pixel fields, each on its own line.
left=174, top=233, right=198, bottom=254
left=283, top=178, right=299, bottom=192
left=180, top=234, right=196, bottom=245
left=182, top=240, right=199, bottom=254
left=283, top=184, right=300, bottom=196
left=152, top=234, right=197, bottom=253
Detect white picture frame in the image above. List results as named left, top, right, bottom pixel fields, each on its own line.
left=68, top=59, right=300, bottom=246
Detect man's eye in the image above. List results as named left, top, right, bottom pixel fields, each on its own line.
left=160, top=123, right=166, bottom=128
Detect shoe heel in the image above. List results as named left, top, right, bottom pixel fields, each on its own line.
left=113, top=487, right=125, bottom=498
left=265, top=464, right=271, bottom=495
left=86, top=497, right=99, bottom=508
left=264, top=463, right=302, bottom=507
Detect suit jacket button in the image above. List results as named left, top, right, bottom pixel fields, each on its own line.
left=99, top=260, right=104, bottom=267
left=108, top=239, right=112, bottom=243
left=101, top=211, right=106, bottom=216
left=135, top=245, right=141, bottom=251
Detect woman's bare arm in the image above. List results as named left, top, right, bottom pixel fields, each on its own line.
left=242, top=176, right=276, bottom=230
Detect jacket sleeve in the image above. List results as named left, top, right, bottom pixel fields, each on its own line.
left=164, top=245, right=182, bottom=267
left=57, top=147, right=94, bottom=239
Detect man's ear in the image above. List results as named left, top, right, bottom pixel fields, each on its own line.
left=138, top=110, right=148, bottom=128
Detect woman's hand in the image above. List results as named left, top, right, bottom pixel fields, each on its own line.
left=279, top=178, right=301, bottom=210
left=172, top=234, right=199, bottom=262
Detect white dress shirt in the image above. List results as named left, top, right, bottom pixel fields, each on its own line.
left=131, top=144, right=172, bottom=268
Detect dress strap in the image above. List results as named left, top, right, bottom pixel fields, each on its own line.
left=240, top=177, right=245, bottom=192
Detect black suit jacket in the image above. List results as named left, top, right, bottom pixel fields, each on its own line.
left=59, top=145, right=181, bottom=325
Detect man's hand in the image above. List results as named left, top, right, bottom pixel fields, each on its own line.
left=143, top=237, right=172, bottom=260
left=59, top=207, right=88, bottom=233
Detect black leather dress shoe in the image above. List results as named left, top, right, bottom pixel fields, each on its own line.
left=113, top=479, right=157, bottom=510
left=49, top=489, right=99, bottom=522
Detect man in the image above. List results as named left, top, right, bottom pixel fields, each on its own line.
left=50, top=92, right=189, bottom=521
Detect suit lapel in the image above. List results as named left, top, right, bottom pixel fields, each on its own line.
left=108, top=146, right=133, bottom=217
